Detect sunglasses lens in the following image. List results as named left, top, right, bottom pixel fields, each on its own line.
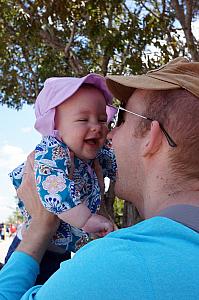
left=106, top=106, right=118, bottom=128
left=117, top=109, right=124, bottom=127
left=106, top=106, right=126, bottom=128
left=106, top=106, right=117, bottom=122
left=110, top=108, right=124, bottom=128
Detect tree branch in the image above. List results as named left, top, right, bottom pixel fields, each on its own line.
left=39, top=28, right=64, bottom=51
left=64, top=21, right=76, bottom=57
left=139, top=0, right=160, bottom=19
left=21, top=45, right=39, bottom=97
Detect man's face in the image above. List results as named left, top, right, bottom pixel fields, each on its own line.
left=111, top=90, right=147, bottom=204
left=55, top=86, right=108, bottom=161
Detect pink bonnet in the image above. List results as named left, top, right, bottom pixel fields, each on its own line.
left=34, top=73, right=114, bottom=136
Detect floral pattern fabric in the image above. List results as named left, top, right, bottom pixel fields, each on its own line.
left=9, top=136, right=116, bottom=252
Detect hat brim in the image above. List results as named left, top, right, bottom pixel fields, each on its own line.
left=106, top=74, right=180, bottom=103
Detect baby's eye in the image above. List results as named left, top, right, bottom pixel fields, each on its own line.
left=78, top=119, right=88, bottom=122
left=99, top=119, right=107, bottom=123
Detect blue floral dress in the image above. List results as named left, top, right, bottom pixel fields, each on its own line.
left=9, top=136, right=116, bottom=252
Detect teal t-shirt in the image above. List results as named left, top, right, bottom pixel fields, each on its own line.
left=0, top=216, right=199, bottom=299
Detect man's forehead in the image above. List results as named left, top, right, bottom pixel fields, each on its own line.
left=125, top=89, right=147, bottom=110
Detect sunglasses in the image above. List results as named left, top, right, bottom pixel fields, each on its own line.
left=107, top=105, right=177, bottom=148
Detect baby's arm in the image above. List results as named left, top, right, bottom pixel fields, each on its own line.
left=58, top=203, right=91, bottom=228
left=59, top=205, right=114, bottom=237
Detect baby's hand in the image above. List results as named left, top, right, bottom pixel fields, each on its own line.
left=94, top=220, right=114, bottom=237
left=82, top=214, right=114, bottom=237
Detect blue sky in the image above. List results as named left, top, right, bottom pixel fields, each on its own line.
left=0, top=104, right=40, bottom=222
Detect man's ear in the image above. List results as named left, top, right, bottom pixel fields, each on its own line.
left=142, top=121, right=162, bottom=157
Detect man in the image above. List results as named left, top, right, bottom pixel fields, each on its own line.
left=0, top=57, right=199, bottom=299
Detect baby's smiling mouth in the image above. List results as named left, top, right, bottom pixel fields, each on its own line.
left=85, top=138, right=98, bottom=145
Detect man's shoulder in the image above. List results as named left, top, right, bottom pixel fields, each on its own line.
left=79, top=216, right=199, bottom=255
left=53, top=217, right=199, bottom=300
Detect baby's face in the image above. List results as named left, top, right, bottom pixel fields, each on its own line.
left=55, top=86, right=108, bottom=161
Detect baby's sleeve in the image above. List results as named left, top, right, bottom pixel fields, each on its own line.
left=35, top=141, right=81, bottom=215
left=97, top=145, right=117, bottom=181
left=9, top=163, right=29, bottom=219
left=9, top=163, right=25, bottom=190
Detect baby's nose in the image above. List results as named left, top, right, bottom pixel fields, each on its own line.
left=90, top=123, right=102, bottom=132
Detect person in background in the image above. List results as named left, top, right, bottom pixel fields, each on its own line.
left=0, top=57, right=199, bottom=299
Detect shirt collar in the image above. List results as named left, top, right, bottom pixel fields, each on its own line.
left=158, top=204, right=199, bottom=233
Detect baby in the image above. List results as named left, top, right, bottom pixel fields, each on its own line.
left=7, top=74, right=117, bottom=283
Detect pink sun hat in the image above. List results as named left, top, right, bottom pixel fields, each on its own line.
left=34, top=73, right=113, bottom=136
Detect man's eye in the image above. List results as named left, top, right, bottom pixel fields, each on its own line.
left=117, top=111, right=125, bottom=126
left=78, top=119, right=88, bottom=122
left=117, top=119, right=125, bottom=127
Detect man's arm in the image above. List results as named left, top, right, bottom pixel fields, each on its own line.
left=0, top=216, right=58, bottom=300
left=0, top=153, right=59, bottom=300
left=16, top=152, right=60, bottom=263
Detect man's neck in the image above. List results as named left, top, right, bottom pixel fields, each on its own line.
left=136, top=153, right=199, bottom=219
left=142, top=189, right=199, bottom=219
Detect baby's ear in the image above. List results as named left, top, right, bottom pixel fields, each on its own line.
left=142, top=121, right=162, bottom=157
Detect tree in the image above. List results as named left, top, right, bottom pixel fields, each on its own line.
left=171, top=0, right=199, bottom=61
left=6, top=208, right=24, bottom=225
left=1, top=0, right=198, bottom=108
left=5, top=197, right=24, bottom=224
left=0, top=0, right=198, bottom=226
left=0, top=0, right=142, bottom=107
left=135, top=0, right=199, bottom=61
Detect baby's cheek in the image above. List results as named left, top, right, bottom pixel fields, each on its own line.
left=103, top=126, right=109, bottom=137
